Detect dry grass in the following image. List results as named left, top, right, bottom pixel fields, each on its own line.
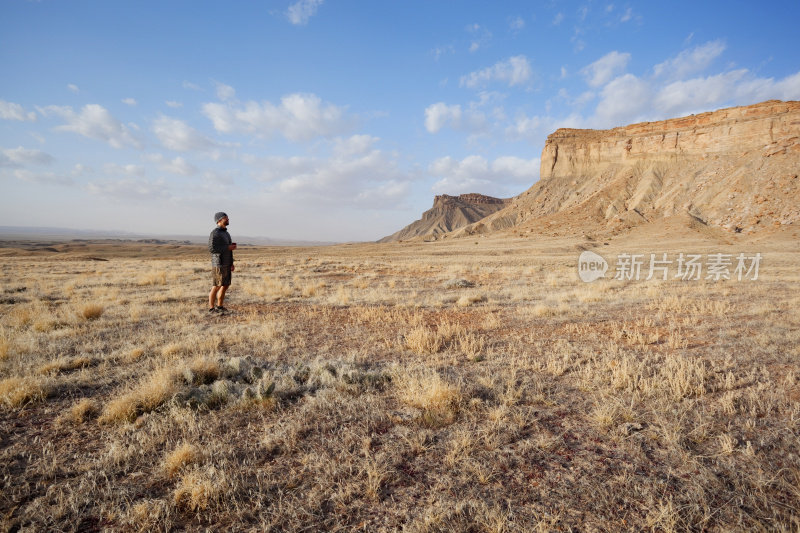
left=98, top=366, right=181, bottom=424
left=173, top=465, right=227, bottom=512
left=163, top=442, right=201, bottom=478
left=0, top=375, right=49, bottom=407
left=80, top=303, right=104, bottom=320
left=1, top=233, right=799, bottom=531
left=66, top=398, right=100, bottom=423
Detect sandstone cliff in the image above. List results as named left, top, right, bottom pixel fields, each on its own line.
left=379, top=193, right=510, bottom=242
left=452, top=100, right=800, bottom=238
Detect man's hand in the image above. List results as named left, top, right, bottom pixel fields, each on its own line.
left=228, top=243, right=237, bottom=251
left=230, top=264, right=235, bottom=272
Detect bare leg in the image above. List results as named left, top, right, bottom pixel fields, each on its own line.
left=216, top=285, right=229, bottom=307
left=209, top=286, right=220, bottom=309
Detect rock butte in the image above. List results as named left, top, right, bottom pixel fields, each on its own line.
left=379, top=193, right=510, bottom=242
left=387, top=99, right=800, bottom=242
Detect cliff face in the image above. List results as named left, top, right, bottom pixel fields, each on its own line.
left=454, top=100, right=800, bottom=237
left=378, top=193, right=510, bottom=242
left=540, top=100, right=800, bottom=179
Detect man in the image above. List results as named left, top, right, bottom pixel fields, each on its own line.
left=208, top=212, right=237, bottom=313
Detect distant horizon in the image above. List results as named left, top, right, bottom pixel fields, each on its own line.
left=3, top=1, right=799, bottom=241
left=0, top=225, right=340, bottom=246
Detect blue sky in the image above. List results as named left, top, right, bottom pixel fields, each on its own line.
left=1, top=1, right=799, bottom=241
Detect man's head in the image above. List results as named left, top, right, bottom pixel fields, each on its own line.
left=214, top=212, right=229, bottom=227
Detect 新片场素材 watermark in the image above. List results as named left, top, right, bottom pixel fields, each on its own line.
left=578, top=251, right=761, bottom=282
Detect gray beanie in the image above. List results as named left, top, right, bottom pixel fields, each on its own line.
left=214, top=212, right=228, bottom=223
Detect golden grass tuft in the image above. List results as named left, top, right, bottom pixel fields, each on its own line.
left=0, top=330, right=9, bottom=360
left=122, top=347, right=145, bottom=363
left=457, top=332, right=486, bottom=360
left=456, top=292, right=487, bottom=307
left=67, top=398, right=100, bottom=423
left=138, top=271, right=167, bottom=286
left=98, top=367, right=179, bottom=424
left=173, top=465, right=226, bottom=512
left=163, top=442, right=201, bottom=478
left=185, top=356, right=220, bottom=385
left=0, top=376, right=49, bottom=407
left=395, top=367, right=462, bottom=426
left=38, top=355, right=95, bottom=375
left=404, top=326, right=444, bottom=354
left=301, top=281, right=326, bottom=297
left=80, top=303, right=104, bottom=320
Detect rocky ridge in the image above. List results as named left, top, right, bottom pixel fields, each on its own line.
left=444, top=100, right=800, bottom=239
left=379, top=193, right=510, bottom=242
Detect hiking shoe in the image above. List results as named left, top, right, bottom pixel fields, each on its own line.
left=214, top=306, right=229, bottom=313
left=208, top=307, right=218, bottom=313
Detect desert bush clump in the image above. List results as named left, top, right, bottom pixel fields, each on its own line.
left=80, top=303, right=104, bottom=320
left=456, top=292, right=487, bottom=307
left=173, top=465, right=228, bottom=512
left=66, top=398, right=100, bottom=423
left=163, top=442, right=201, bottom=478
left=0, top=376, right=50, bottom=407
left=404, top=325, right=444, bottom=354
left=38, top=355, right=95, bottom=375
left=99, top=366, right=180, bottom=424
left=138, top=271, right=167, bottom=286
left=394, top=367, right=462, bottom=426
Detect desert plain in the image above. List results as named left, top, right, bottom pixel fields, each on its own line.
left=1, top=222, right=799, bottom=531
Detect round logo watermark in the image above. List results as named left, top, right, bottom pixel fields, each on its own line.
left=578, top=250, right=608, bottom=283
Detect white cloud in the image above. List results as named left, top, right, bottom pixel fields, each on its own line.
left=165, top=100, right=183, bottom=108
left=432, top=44, right=456, bottom=61
left=491, top=156, right=540, bottom=181
left=67, top=84, right=80, bottom=94
left=509, top=16, right=525, bottom=32
left=144, top=153, right=198, bottom=176
left=286, top=0, right=324, bottom=25
left=460, top=55, right=533, bottom=88
left=592, top=73, right=652, bottom=126
left=215, top=82, right=236, bottom=102
left=653, top=40, right=726, bottom=80
left=152, top=115, right=215, bottom=152
left=122, top=98, right=137, bottom=106
left=424, top=103, right=462, bottom=133
left=87, top=178, right=169, bottom=201
left=39, top=104, right=143, bottom=149
left=553, top=12, right=564, bottom=25
left=588, top=66, right=800, bottom=129
left=332, top=134, right=379, bottom=157
left=466, top=23, right=492, bottom=53
left=202, top=93, right=352, bottom=142
left=505, top=114, right=542, bottom=139
left=0, top=100, right=37, bottom=121
left=182, top=81, right=202, bottom=91
left=247, top=141, right=409, bottom=208
left=654, top=70, right=747, bottom=117
left=103, top=163, right=145, bottom=177
left=10, top=169, right=73, bottom=186
left=581, top=51, right=631, bottom=87
left=620, top=7, right=633, bottom=22
left=0, top=146, right=54, bottom=167
left=429, top=154, right=539, bottom=196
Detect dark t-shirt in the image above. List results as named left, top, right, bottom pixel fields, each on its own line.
left=208, top=226, right=233, bottom=267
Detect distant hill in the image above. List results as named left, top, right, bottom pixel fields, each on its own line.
left=378, top=193, right=511, bottom=242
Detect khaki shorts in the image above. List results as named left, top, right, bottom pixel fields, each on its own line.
left=212, top=266, right=232, bottom=287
